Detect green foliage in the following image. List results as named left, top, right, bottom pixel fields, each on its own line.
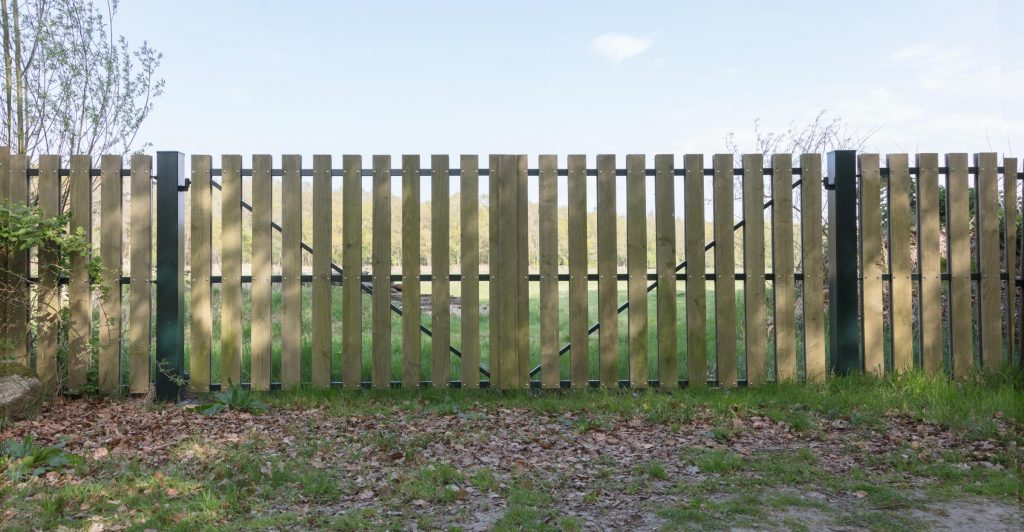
left=1, top=435, right=75, bottom=480
left=0, top=200, right=101, bottom=283
left=198, top=384, right=269, bottom=415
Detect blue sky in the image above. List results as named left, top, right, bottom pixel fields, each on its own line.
left=117, top=0, right=1022, bottom=160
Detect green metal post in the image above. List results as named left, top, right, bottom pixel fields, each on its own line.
left=155, top=151, right=186, bottom=401
left=827, top=150, right=860, bottom=374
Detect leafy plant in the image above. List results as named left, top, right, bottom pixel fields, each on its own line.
left=199, top=384, right=269, bottom=415
left=1, top=435, right=75, bottom=480
left=0, top=200, right=102, bottom=282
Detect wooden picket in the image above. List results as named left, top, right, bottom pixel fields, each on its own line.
left=4, top=150, right=1020, bottom=395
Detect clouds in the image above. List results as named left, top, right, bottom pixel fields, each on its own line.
left=591, top=33, right=653, bottom=64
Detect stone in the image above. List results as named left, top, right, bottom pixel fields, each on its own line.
left=0, top=360, right=43, bottom=420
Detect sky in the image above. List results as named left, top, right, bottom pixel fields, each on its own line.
left=115, top=0, right=1023, bottom=162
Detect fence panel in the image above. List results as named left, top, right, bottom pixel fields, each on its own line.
left=800, top=154, right=825, bottom=382
left=312, top=154, right=332, bottom=387
left=917, top=154, right=942, bottom=374
left=713, top=154, right=736, bottom=387
left=342, top=155, right=363, bottom=388
left=68, top=155, right=93, bottom=392
left=975, top=153, right=1001, bottom=372
left=100, top=155, right=124, bottom=393
left=887, top=154, right=912, bottom=374
left=684, top=154, right=706, bottom=386
left=402, top=154, right=421, bottom=387
left=743, top=154, right=767, bottom=385
left=221, top=155, right=243, bottom=388
left=431, top=155, right=451, bottom=386
left=37, top=155, right=62, bottom=390
left=460, top=155, right=481, bottom=387
left=567, top=154, right=589, bottom=387
left=654, top=154, right=678, bottom=387
left=538, top=154, right=559, bottom=388
left=626, top=154, right=648, bottom=387
left=946, top=153, right=972, bottom=378
left=251, top=155, right=273, bottom=391
left=772, top=154, right=796, bottom=381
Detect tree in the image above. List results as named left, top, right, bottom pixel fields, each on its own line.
left=0, top=0, right=163, bottom=157
left=726, top=110, right=877, bottom=159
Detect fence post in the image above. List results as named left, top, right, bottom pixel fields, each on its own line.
left=826, top=150, right=859, bottom=374
left=155, top=151, right=186, bottom=401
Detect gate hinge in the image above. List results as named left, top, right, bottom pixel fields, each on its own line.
left=178, top=178, right=191, bottom=192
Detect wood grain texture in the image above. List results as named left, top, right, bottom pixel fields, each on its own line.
left=887, top=154, right=913, bottom=374
left=859, top=154, right=883, bottom=376
left=37, top=156, right=62, bottom=391
left=772, top=155, right=797, bottom=381
left=312, top=154, right=333, bottom=387
left=567, top=154, right=589, bottom=387
left=250, top=155, right=273, bottom=391
left=189, top=155, right=212, bottom=392
left=220, top=155, right=243, bottom=387
left=0, top=147, right=7, bottom=353
left=460, top=155, right=480, bottom=387
left=342, top=155, right=363, bottom=388
left=713, top=154, right=736, bottom=387
left=684, top=154, right=706, bottom=387
left=68, top=155, right=93, bottom=392
left=946, top=153, right=972, bottom=378
left=538, top=155, right=559, bottom=388
left=597, top=154, right=618, bottom=387
left=431, top=155, right=451, bottom=387
left=654, top=154, right=678, bottom=387
left=99, top=155, right=123, bottom=393
left=743, top=154, right=767, bottom=386
left=516, top=156, right=529, bottom=385
left=401, top=154, right=421, bottom=388
left=129, top=155, right=152, bottom=393
left=626, top=154, right=648, bottom=388
left=799, top=154, right=825, bottom=382
left=372, top=155, right=393, bottom=388
left=488, top=155, right=498, bottom=387
left=916, top=154, right=942, bottom=375
left=6, top=155, right=29, bottom=365
left=975, top=152, right=1001, bottom=371
left=281, top=155, right=302, bottom=388
left=1005, top=157, right=1019, bottom=366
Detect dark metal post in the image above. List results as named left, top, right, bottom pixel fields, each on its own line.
left=827, top=150, right=860, bottom=374
left=155, top=151, right=185, bottom=401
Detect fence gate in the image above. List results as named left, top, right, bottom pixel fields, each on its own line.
left=1, top=147, right=1022, bottom=400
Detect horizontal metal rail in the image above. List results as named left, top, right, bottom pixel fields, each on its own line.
left=203, top=378, right=736, bottom=391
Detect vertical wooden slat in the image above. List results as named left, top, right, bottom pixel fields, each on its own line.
left=492, top=155, right=528, bottom=389
left=742, top=155, right=766, bottom=385
left=887, top=154, right=913, bottom=373
left=372, top=155, right=392, bottom=388
left=0, top=147, right=7, bottom=351
left=567, top=154, right=588, bottom=387
left=492, top=156, right=509, bottom=388
left=281, top=155, right=302, bottom=387
left=401, top=154, right=421, bottom=388
left=654, top=154, right=678, bottom=387
left=312, top=154, right=332, bottom=387
left=488, top=155, right=498, bottom=386
left=946, top=153, right=972, bottom=378
left=1005, top=157, right=1019, bottom=366
left=975, top=152, right=1001, bottom=371
left=538, top=154, right=559, bottom=388
left=772, top=154, right=797, bottom=380
left=99, top=155, right=123, bottom=393
left=713, top=154, right=736, bottom=387
left=460, top=155, right=480, bottom=388
left=68, top=155, right=93, bottom=392
left=516, top=155, right=529, bottom=385
left=342, top=155, right=363, bottom=388
left=250, top=155, right=273, bottom=391
left=684, top=154, right=706, bottom=387
left=626, top=154, right=648, bottom=388
left=596, top=154, right=618, bottom=387
left=128, top=155, right=152, bottom=393
left=800, top=154, right=826, bottom=382
left=916, top=154, right=942, bottom=375
left=858, top=154, right=883, bottom=376
left=431, top=155, right=451, bottom=386
left=6, top=155, right=29, bottom=365
left=221, top=155, right=243, bottom=387
left=189, top=155, right=212, bottom=392
left=37, top=155, right=62, bottom=391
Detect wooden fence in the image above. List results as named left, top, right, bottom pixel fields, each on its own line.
left=0, top=147, right=1021, bottom=395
